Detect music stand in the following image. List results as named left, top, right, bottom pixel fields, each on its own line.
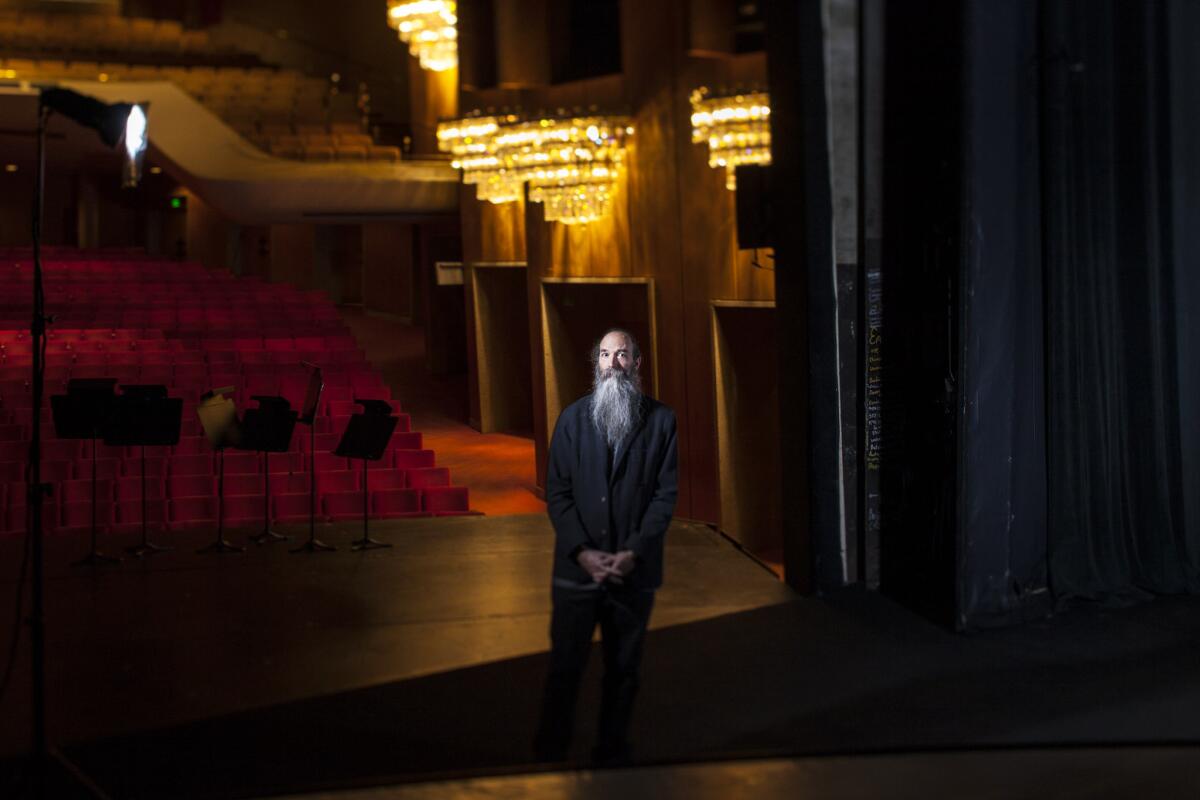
left=105, top=384, right=182, bottom=557
left=50, top=378, right=119, bottom=566
left=291, top=363, right=334, bottom=553
left=195, top=386, right=243, bottom=554
left=334, top=399, right=398, bottom=551
left=241, top=395, right=297, bottom=545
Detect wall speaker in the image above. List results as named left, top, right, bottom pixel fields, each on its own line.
left=735, top=164, right=773, bottom=250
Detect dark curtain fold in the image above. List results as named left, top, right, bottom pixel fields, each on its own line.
left=1041, top=0, right=1198, bottom=599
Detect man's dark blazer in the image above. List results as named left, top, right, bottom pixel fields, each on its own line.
left=546, top=392, right=678, bottom=590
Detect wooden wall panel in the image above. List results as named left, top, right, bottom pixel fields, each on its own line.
left=362, top=222, right=414, bottom=318
left=268, top=224, right=315, bottom=287
left=458, top=0, right=770, bottom=524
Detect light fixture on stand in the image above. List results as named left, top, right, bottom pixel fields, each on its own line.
left=690, top=87, right=771, bottom=190
left=26, top=85, right=148, bottom=799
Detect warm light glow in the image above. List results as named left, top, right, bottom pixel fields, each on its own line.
left=386, top=0, right=457, bottom=72
left=690, top=87, right=771, bottom=190
left=4, top=164, right=17, bottom=173
left=149, top=166, right=162, bottom=174
left=437, top=113, right=632, bottom=224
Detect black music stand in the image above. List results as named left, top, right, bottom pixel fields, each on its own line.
left=334, top=399, right=398, bottom=551
left=105, top=384, right=182, bottom=557
left=195, top=386, right=243, bottom=554
left=241, top=395, right=297, bottom=545
left=291, top=364, right=334, bottom=553
left=50, top=378, right=119, bottom=566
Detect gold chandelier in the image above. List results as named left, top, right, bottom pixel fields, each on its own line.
left=386, top=0, right=458, bottom=72
left=438, top=113, right=633, bottom=225
left=689, top=87, right=771, bottom=190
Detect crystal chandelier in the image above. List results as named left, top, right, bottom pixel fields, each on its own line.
left=689, top=87, right=771, bottom=190
left=436, top=115, right=523, bottom=203
left=438, top=113, right=633, bottom=225
left=386, top=0, right=458, bottom=72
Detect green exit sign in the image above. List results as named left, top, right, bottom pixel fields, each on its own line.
left=169, top=196, right=187, bottom=210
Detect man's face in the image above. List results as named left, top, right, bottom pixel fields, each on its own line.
left=597, top=332, right=639, bottom=376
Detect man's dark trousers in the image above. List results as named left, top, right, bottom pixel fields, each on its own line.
left=534, top=582, right=655, bottom=762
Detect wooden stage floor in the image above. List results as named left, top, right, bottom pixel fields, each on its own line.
left=4, top=513, right=1200, bottom=798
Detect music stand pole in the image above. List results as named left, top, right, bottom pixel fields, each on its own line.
left=291, top=420, right=335, bottom=553
left=126, top=444, right=168, bottom=556
left=352, top=455, right=389, bottom=551
left=71, top=435, right=119, bottom=566
left=249, top=451, right=288, bottom=545
left=197, top=448, right=243, bottom=554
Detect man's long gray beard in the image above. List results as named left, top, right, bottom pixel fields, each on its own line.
left=591, top=367, right=643, bottom=447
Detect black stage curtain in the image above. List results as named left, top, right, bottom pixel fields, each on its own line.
left=1041, top=0, right=1200, bottom=600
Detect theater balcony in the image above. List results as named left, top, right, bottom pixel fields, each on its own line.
left=0, top=79, right=458, bottom=224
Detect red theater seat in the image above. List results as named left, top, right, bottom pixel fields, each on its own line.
left=405, top=467, right=450, bottom=489
left=224, top=452, right=261, bottom=475
left=115, top=476, right=164, bottom=502
left=323, top=491, right=366, bottom=521
left=393, top=449, right=436, bottom=470
left=168, top=496, right=218, bottom=529
left=170, top=454, right=213, bottom=476
left=272, top=493, right=313, bottom=523
left=223, top=495, right=263, bottom=527
left=224, top=474, right=264, bottom=496
left=73, top=460, right=120, bottom=479
left=113, top=499, right=168, bottom=533
left=60, top=500, right=114, bottom=533
left=390, top=432, right=423, bottom=450
left=365, top=469, right=406, bottom=490
left=316, top=470, right=358, bottom=494
left=422, top=486, right=471, bottom=515
left=61, top=478, right=114, bottom=506
left=168, top=474, right=215, bottom=498
left=372, top=488, right=423, bottom=518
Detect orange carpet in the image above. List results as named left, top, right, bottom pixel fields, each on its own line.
left=339, top=308, right=545, bottom=516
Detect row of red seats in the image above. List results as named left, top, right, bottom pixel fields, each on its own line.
left=0, top=447, right=438, bottom=484
left=1, top=485, right=472, bottom=535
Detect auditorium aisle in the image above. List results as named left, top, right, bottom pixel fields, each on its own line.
left=337, top=308, right=545, bottom=516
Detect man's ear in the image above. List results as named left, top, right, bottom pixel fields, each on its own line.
left=634, top=356, right=642, bottom=372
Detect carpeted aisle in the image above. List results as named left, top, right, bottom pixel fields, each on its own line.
left=338, top=309, right=544, bottom=516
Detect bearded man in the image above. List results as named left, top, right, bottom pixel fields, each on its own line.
left=534, top=328, right=678, bottom=765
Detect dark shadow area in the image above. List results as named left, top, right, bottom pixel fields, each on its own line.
left=3, top=591, right=1195, bottom=799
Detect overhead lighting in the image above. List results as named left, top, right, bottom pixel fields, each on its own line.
left=690, top=87, right=771, bottom=190
left=386, top=0, right=458, bottom=72
left=436, top=115, right=522, bottom=203
left=438, top=113, right=633, bottom=225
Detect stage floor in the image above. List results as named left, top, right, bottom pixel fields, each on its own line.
left=4, top=514, right=1200, bottom=798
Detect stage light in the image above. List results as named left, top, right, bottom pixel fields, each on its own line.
left=40, top=88, right=150, bottom=188
left=25, top=82, right=151, bottom=791
left=690, top=87, right=771, bottom=190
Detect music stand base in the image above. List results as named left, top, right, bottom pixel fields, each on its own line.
left=250, top=529, right=292, bottom=545
left=197, top=538, right=245, bottom=554
left=351, top=536, right=391, bottom=551
left=71, top=550, right=121, bottom=567
left=125, top=541, right=170, bottom=557
left=291, top=538, right=336, bottom=553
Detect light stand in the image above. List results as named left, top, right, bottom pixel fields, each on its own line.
left=26, top=86, right=148, bottom=799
